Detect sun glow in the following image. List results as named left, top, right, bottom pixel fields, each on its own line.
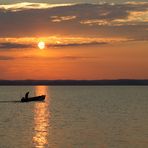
left=38, top=41, right=45, bottom=49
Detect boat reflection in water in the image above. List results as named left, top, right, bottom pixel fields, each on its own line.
left=33, top=86, right=50, bottom=148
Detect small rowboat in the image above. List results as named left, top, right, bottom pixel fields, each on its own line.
left=21, top=95, right=45, bottom=102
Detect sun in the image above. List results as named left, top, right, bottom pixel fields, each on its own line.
left=38, top=41, right=45, bottom=49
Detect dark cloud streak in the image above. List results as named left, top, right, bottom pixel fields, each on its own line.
left=47, top=41, right=108, bottom=48
left=0, top=42, right=33, bottom=49
left=0, top=55, right=95, bottom=61
left=0, top=55, right=15, bottom=60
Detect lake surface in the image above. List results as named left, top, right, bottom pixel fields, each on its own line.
left=0, top=86, right=148, bottom=148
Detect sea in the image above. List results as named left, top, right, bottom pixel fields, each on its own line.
left=0, top=86, right=148, bottom=148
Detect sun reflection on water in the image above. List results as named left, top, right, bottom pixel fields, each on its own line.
left=33, top=86, right=50, bottom=148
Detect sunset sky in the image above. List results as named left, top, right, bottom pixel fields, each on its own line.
left=0, top=0, right=148, bottom=80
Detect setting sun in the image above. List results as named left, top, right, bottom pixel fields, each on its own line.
left=38, top=41, right=45, bottom=49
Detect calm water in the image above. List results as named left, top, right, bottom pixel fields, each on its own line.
left=0, top=86, right=148, bottom=148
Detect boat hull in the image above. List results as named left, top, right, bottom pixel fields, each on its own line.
left=21, top=95, right=46, bottom=102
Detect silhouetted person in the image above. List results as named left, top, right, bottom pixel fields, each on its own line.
left=25, top=91, right=29, bottom=99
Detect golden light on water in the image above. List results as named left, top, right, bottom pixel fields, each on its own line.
left=33, top=86, right=50, bottom=148
left=38, top=41, right=45, bottom=49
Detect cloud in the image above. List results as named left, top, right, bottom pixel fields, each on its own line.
left=0, top=55, right=93, bottom=61
left=48, top=41, right=108, bottom=47
left=37, top=56, right=95, bottom=60
left=56, top=56, right=92, bottom=60
left=0, top=56, right=15, bottom=60
left=51, top=15, right=76, bottom=22
left=125, top=2, right=148, bottom=5
left=80, top=10, right=148, bottom=26
left=0, top=42, right=33, bottom=49
left=0, top=2, right=74, bottom=12
left=0, top=2, right=147, bottom=40
left=113, top=11, right=148, bottom=25
left=0, top=40, right=108, bottom=50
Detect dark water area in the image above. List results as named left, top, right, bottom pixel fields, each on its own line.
left=0, top=86, right=148, bottom=148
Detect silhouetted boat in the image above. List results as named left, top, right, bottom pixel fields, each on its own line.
left=21, top=95, right=46, bottom=102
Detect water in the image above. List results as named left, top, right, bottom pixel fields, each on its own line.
left=0, top=86, right=148, bottom=148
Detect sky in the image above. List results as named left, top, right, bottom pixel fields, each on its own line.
left=0, top=0, right=148, bottom=80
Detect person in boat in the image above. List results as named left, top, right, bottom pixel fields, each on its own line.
left=25, top=91, right=29, bottom=99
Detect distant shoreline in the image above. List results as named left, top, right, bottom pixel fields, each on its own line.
left=0, top=80, right=148, bottom=85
